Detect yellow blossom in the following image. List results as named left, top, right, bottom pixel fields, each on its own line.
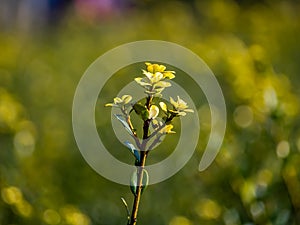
left=160, top=124, right=176, bottom=134
left=105, top=95, right=132, bottom=107
left=148, top=105, right=159, bottom=119
left=135, top=62, right=176, bottom=95
left=169, top=96, right=194, bottom=116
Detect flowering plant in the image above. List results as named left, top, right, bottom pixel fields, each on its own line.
left=105, top=62, right=193, bottom=225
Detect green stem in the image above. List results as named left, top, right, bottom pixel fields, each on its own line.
left=128, top=96, right=152, bottom=225
left=128, top=152, right=147, bottom=225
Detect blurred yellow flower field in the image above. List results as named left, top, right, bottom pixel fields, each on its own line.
left=0, top=0, right=300, bottom=224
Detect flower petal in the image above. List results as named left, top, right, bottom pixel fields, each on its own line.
left=157, top=64, right=166, bottom=72
left=146, top=63, right=154, bottom=73
left=154, top=81, right=171, bottom=88
left=152, top=64, right=160, bottom=73
left=184, top=109, right=194, bottom=113
left=135, top=77, right=151, bottom=86
left=163, top=71, right=175, bottom=79
left=159, top=102, right=168, bottom=112
left=177, top=111, right=187, bottom=116
left=148, top=105, right=159, bottom=119
left=122, top=95, right=132, bottom=104
left=114, top=97, right=122, bottom=104
left=151, top=72, right=163, bottom=83
left=145, top=90, right=157, bottom=95
left=160, top=124, right=176, bottom=134
left=177, top=96, right=187, bottom=106
left=142, top=70, right=153, bottom=80
left=170, top=97, right=178, bottom=108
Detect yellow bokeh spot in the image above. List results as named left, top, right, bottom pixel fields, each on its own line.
left=14, top=129, right=36, bottom=157
left=1, top=186, right=33, bottom=217
left=249, top=44, right=266, bottom=61
left=1, top=186, right=23, bottom=205
left=43, top=209, right=61, bottom=225
left=263, top=86, right=278, bottom=111
left=15, top=199, right=33, bottom=217
left=196, top=199, right=221, bottom=220
left=240, top=180, right=255, bottom=204
left=284, top=165, right=297, bottom=178
left=169, top=216, right=193, bottom=225
left=216, top=146, right=233, bottom=167
left=61, top=205, right=90, bottom=225
left=276, top=140, right=290, bottom=158
left=233, top=105, right=253, bottom=128
left=199, top=0, right=239, bottom=30
left=0, top=89, right=23, bottom=131
left=257, top=169, right=273, bottom=186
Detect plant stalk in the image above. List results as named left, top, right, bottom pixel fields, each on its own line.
left=128, top=96, right=152, bottom=225
left=128, top=152, right=147, bottom=225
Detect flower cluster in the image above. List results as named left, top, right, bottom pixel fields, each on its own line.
left=135, top=62, right=176, bottom=96
left=105, top=64, right=194, bottom=146
left=105, top=94, right=133, bottom=115
left=152, top=119, right=175, bottom=134
left=160, top=96, right=194, bottom=117
left=105, top=95, right=132, bottom=107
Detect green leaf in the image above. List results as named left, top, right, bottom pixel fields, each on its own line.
left=120, top=197, right=130, bottom=222
left=114, top=114, right=133, bottom=135
left=130, top=169, right=149, bottom=196
left=124, top=141, right=140, bottom=163
left=133, top=103, right=146, bottom=114
left=121, top=95, right=132, bottom=104
left=133, top=103, right=149, bottom=121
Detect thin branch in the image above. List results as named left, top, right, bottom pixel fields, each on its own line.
left=147, top=134, right=163, bottom=152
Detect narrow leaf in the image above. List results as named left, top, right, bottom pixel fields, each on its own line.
left=130, top=169, right=149, bottom=196
left=124, top=141, right=140, bottom=162
left=114, top=114, right=133, bottom=135
left=120, top=197, right=130, bottom=222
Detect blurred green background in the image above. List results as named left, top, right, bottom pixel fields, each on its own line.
left=1, top=0, right=300, bottom=224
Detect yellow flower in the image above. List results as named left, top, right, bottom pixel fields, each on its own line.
left=135, top=62, right=176, bottom=95
left=142, top=70, right=164, bottom=84
left=168, top=96, right=194, bottom=116
left=163, top=71, right=176, bottom=79
left=159, top=124, right=176, bottom=134
left=159, top=102, right=168, bottom=112
left=145, top=62, right=176, bottom=79
left=145, top=62, right=166, bottom=73
left=105, top=95, right=132, bottom=107
left=148, top=105, right=159, bottom=119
